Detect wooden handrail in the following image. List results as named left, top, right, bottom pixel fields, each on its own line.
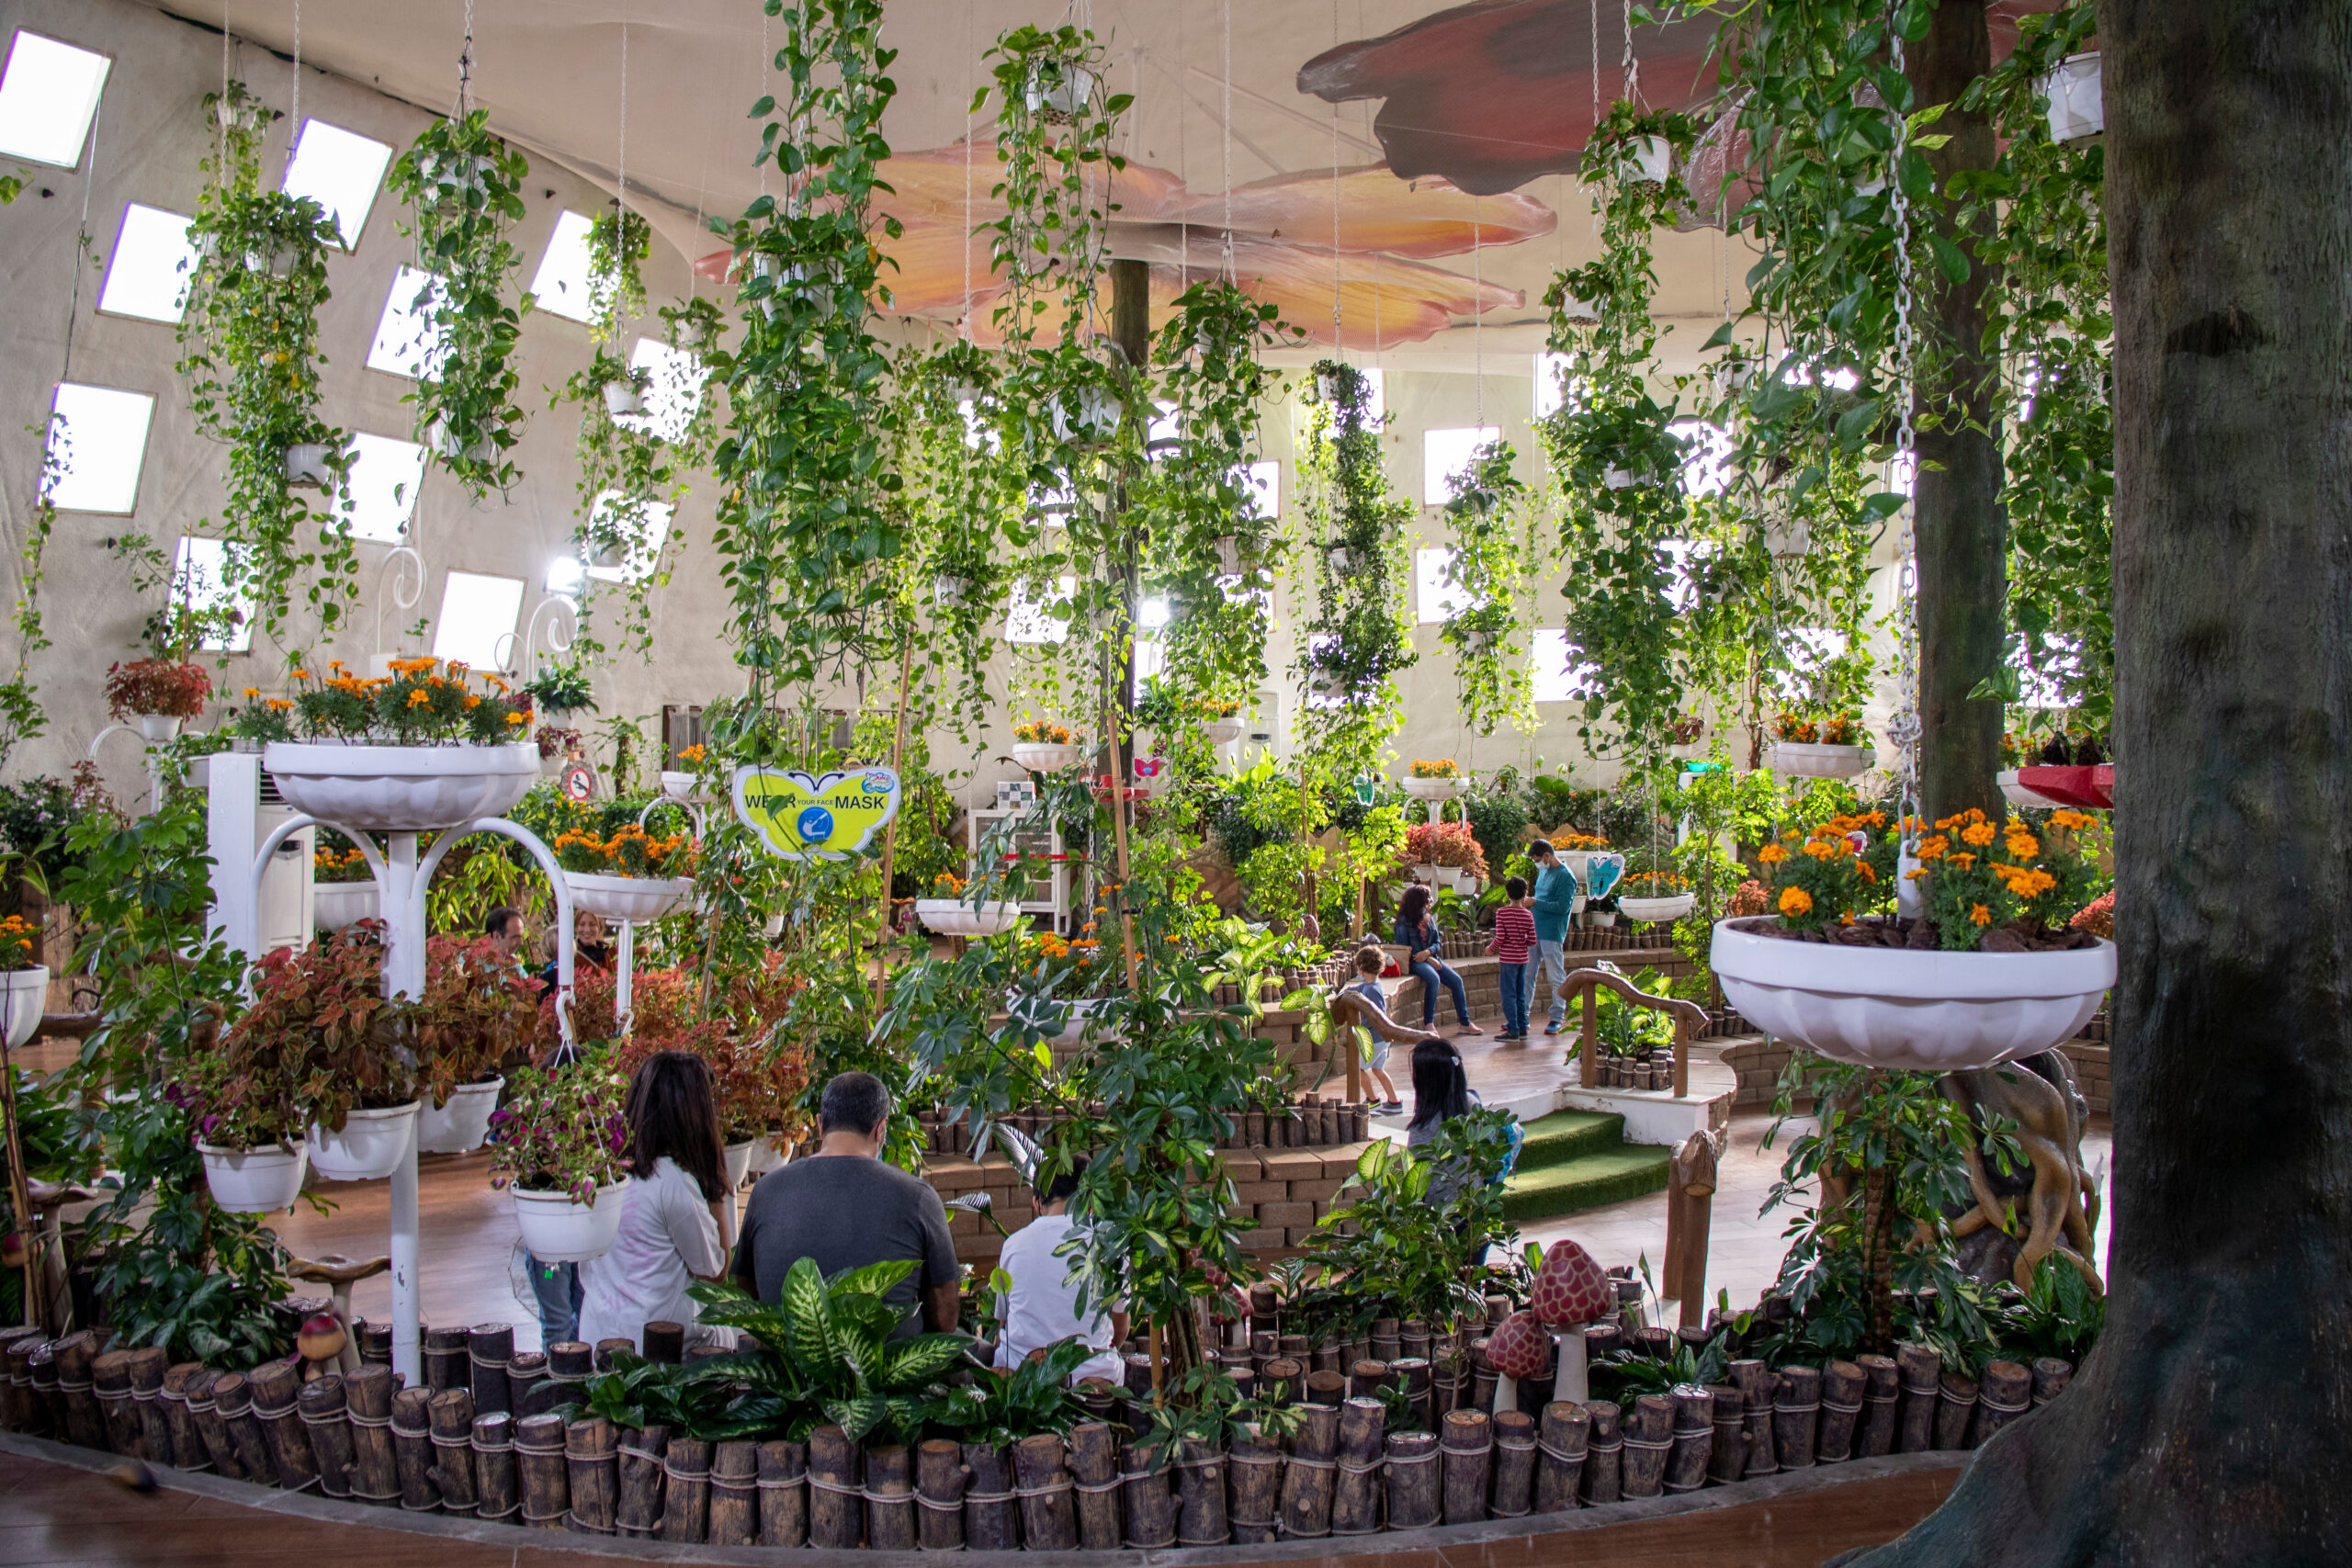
left=1557, top=966, right=1709, bottom=1099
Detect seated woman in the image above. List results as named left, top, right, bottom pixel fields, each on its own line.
left=1394, top=885, right=1481, bottom=1037
left=576, top=1051, right=733, bottom=1354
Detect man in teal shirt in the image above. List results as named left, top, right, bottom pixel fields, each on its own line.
left=1526, top=839, right=1577, bottom=1035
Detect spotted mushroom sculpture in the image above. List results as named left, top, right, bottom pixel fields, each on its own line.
left=1485, top=1308, right=1554, bottom=1414
left=1529, top=1238, right=1614, bottom=1404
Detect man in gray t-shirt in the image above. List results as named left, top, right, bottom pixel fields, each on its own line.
left=732, top=1071, right=959, bottom=1336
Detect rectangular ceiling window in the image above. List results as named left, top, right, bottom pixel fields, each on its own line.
left=0, top=32, right=110, bottom=168
left=1530, top=629, right=1599, bottom=705
left=342, top=433, right=427, bottom=543
left=584, top=491, right=675, bottom=582
left=1006, top=574, right=1077, bottom=645
left=174, top=536, right=254, bottom=653
left=1414, top=546, right=1471, bottom=625
left=628, top=337, right=708, bottom=444
left=97, top=202, right=198, bottom=324
left=1534, top=352, right=1576, bottom=419
left=368, top=266, right=450, bottom=380
left=1423, top=424, right=1501, bottom=506
left=1239, top=459, right=1280, bottom=519
left=430, top=570, right=526, bottom=671
left=42, top=382, right=153, bottom=513
left=280, top=119, right=391, bottom=249
left=529, top=210, right=600, bottom=323
left=1668, top=420, right=1735, bottom=498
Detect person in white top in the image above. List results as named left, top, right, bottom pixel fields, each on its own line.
left=992, top=1158, right=1129, bottom=1386
left=577, top=1051, right=733, bottom=1353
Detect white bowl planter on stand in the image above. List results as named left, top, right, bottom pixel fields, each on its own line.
left=917, top=899, right=1026, bottom=938
left=1710, top=917, right=2117, bottom=1072
left=137, top=714, right=185, bottom=745
left=512, top=1181, right=627, bottom=1264
left=1, top=965, right=47, bottom=1051
left=1618, top=891, right=1696, bottom=925
left=415, top=1078, right=504, bottom=1156
left=306, top=1101, right=421, bottom=1182
left=1404, top=775, right=1463, bottom=803
left=198, top=1142, right=310, bottom=1213
left=264, top=742, right=539, bottom=832
left=312, top=882, right=379, bottom=932
left=1197, top=719, right=1243, bottom=746
left=1768, top=742, right=1876, bottom=780
left=1012, top=742, right=1081, bottom=772
left=564, top=872, right=694, bottom=924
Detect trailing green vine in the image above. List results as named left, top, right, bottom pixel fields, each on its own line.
left=1295, top=361, right=1413, bottom=781
left=1436, top=439, right=1537, bottom=735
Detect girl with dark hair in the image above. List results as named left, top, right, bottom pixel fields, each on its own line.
left=1394, top=884, right=1480, bottom=1036
left=1406, top=1039, right=1521, bottom=1242
left=576, top=1051, right=733, bottom=1352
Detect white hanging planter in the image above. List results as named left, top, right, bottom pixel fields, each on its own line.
left=1196, top=719, right=1243, bottom=746
left=1309, top=671, right=1351, bottom=702
left=1769, top=741, right=1876, bottom=779
left=264, top=741, right=538, bottom=832
left=917, top=899, right=1026, bottom=938
left=0, top=966, right=47, bottom=1051
left=1710, top=917, right=2117, bottom=1072
left=511, top=1180, right=628, bottom=1264
left=1326, top=544, right=1370, bottom=576
left=657, top=770, right=715, bottom=805
left=1030, top=62, right=1099, bottom=119
left=1456, top=627, right=1499, bottom=658
left=198, top=1142, right=309, bottom=1214
left=1557, top=294, right=1600, bottom=322
left=415, top=1077, right=504, bottom=1156
left=1603, top=468, right=1640, bottom=490
left=1212, top=536, right=1247, bottom=576
left=137, top=713, right=185, bottom=745
left=1403, top=776, right=1463, bottom=801
left=602, top=378, right=649, bottom=418
left=1044, top=998, right=1119, bottom=1050
left=284, top=442, right=334, bottom=489
left=2042, top=51, right=2104, bottom=144
left=243, top=243, right=297, bottom=276
left=933, top=574, right=975, bottom=607
left=312, top=882, right=379, bottom=932
left=563, top=871, right=694, bottom=923
left=723, top=1139, right=755, bottom=1190
left=1049, top=386, right=1120, bottom=446
left=305, top=1101, right=420, bottom=1182
left=1618, top=892, right=1696, bottom=925
left=1628, top=135, right=1672, bottom=185
left=1012, top=741, right=1081, bottom=772
left=427, top=418, right=502, bottom=465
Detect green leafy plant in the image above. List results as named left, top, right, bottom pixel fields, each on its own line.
left=413, top=932, right=537, bottom=1104
left=287, top=655, right=531, bottom=745
left=560, top=1348, right=779, bottom=1440
left=1437, top=440, right=1537, bottom=733
left=487, top=1049, right=631, bottom=1201
left=1296, top=362, right=1414, bottom=778
left=917, top=1336, right=1091, bottom=1447
left=522, top=662, right=595, bottom=714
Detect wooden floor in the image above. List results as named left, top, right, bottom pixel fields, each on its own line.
left=0, top=1446, right=1962, bottom=1567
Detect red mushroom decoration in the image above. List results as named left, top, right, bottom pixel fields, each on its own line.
left=0, top=1230, right=23, bottom=1269
left=1528, top=1239, right=1614, bottom=1403
left=1484, top=1309, right=1554, bottom=1381
left=297, top=1312, right=346, bottom=1379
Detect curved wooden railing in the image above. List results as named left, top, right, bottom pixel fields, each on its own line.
left=1558, top=966, right=1710, bottom=1100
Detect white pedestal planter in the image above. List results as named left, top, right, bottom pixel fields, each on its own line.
left=1012, top=742, right=1081, bottom=772
left=198, top=1143, right=309, bottom=1213
left=306, top=1101, right=421, bottom=1182
left=1618, top=892, right=1697, bottom=925
left=563, top=871, right=694, bottom=923
left=1, top=966, right=47, bottom=1050
left=724, top=1139, right=755, bottom=1190
left=312, top=882, right=379, bottom=932
left=512, top=1181, right=628, bottom=1264
left=1403, top=776, right=1462, bottom=801
left=1197, top=720, right=1243, bottom=746
left=917, top=899, right=1026, bottom=938
left=1768, top=742, right=1876, bottom=779
left=1710, top=917, right=2117, bottom=1072
left=265, top=742, right=539, bottom=833
left=138, top=713, right=185, bottom=745
left=415, top=1077, right=503, bottom=1156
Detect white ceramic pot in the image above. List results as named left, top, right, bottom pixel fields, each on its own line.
left=312, top=882, right=379, bottom=932
left=265, top=742, right=539, bottom=833
left=744, top=1135, right=786, bottom=1176
left=1629, top=134, right=1672, bottom=184
left=512, top=1180, right=628, bottom=1264
left=305, top=1101, right=420, bottom=1182
left=284, top=442, right=333, bottom=488
left=1997, top=769, right=2068, bottom=810
left=2042, top=51, right=2103, bottom=143
left=1042, top=998, right=1119, bottom=1050
left=1197, top=719, right=1243, bottom=746
left=563, top=871, right=694, bottom=923
left=724, top=1139, right=754, bottom=1190
left=198, top=1142, right=309, bottom=1213
left=138, top=713, right=185, bottom=744
left=1404, top=776, right=1462, bottom=801
left=1012, top=741, right=1081, bottom=772
left=1604, top=467, right=1640, bottom=490
left=0, top=966, right=47, bottom=1051
left=602, top=379, right=647, bottom=417
left=1768, top=742, right=1876, bottom=780
left=916, top=898, right=1026, bottom=938
left=1618, top=892, right=1696, bottom=924
left=1710, top=917, right=2117, bottom=1072
left=415, top=1077, right=503, bottom=1156
left=933, top=575, right=974, bottom=607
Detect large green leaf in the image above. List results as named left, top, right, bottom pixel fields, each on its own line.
left=826, top=1390, right=888, bottom=1444
left=778, top=1256, right=839, bottom=1376
left=881, top=1332, right=969, bottom=1391
left=830, top=1257, right=919, bottom=1299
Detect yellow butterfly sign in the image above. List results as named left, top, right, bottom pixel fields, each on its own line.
left=730, top=765, right=903, bottom=861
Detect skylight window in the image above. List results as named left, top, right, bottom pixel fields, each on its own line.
left=1534, top=352, right=1574, bottom=419
left=1668, top=420, right=1734, bottom=498
left=97, top=203, right=198, bottom=323
left=174, top=536, right=254, bottom=653
left=1007, top=574, right=1077, bottom=645
left=368, top=266, right=450, bottom=380
left=430, top=570, right=526, bottom=671
left=1530, top=630, right=1599, bottom=705
left=1239, top=459, right=1279, bottom=519
left=1415, top=546, right=1470, bottom=625
left=628, top=337, right=707, bottom=444
left=280, top=119, right=391, bottom=249
left=1423, top=425, right=1501, bottom=506
left=545, top=556, right=586, bottom=595
left=0, top=32, right=110, bottom=169
left=529, top=211, right=600, bottom=323
left=342, top=433, right=427, bottom=543
left=584, top=492, right=674, bottom=582
left=41, top=382, right=153, bottom=513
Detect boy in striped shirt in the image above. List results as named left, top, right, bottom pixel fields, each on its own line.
left=1487, top=876, right=1539, bottom=1042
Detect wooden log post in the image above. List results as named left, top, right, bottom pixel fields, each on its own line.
left=1440, top=1407, right=1492, bottom=1524
left=423, top=1327, right=469, bottom=1393
left=357, top=1320, right=392, bottom=1367
left=1731, top=1358, right=1779, bottom=1475
left=709, top=1440, right=759, bottom=1547
left=344, top=1365, right=399, bottom=1505
left=1706, top=1382, right=1747, bottom=1483
left=641, top=1321, right=685, bottom=1366
left=503, top=1350, right=548, bottom=1417
left=1278, top=1401, right=1340, bottom=1540
left=1385, top=1429, right=1441, bottom=1529
left=1227, top=1434, right=1283, bottom=1543
left=1856, top=1353, right=1901, bottom=1457
left=184, top=1369, right=238, bottom=1479
left=161, top=1362, right=209, bottom=1472
left=1349, top=1358, right=1389, bottom=1401
left=472, top=1411, right=518, bottom=1526
left=542, top=1341, right=593, bottom=1416
left=1974, top=1359, right=2032, bottom=1447
left=862, top=1442, right=915, bottom=1551
left=6, top=1336, right=48, bottom=1436
left=757, top=1438, right=809, bottom=1548
left=1665, top=1385, right=1713, bottom=1494
left=1488, top=1407, right=1537, bottom=1517
left=1311, top=1343, right=1342, bottom=1377
left=1471, top=1338, right=1498, bottom=1414
left=1261, top=1356, right=1304, bottom=1404
left=1306, top=1369, right=1348, bottom=1407
left=0, top=1331, right=34, bottom=1431
left=1664, top=1131, right=1718, bottom=1327
left=660, top=1435, right=713, bottom=1543
left=1619, top=1393, right=1674, bottom=1498
left=52, top=1331, right=105, bottom=1450
left=298, top=1375, right=356, bottom=1500
left=1533, top=1400, right=1589, bottom=1512
left=390, top=1385, right=439, bottom=1512
left=127, top=1348, right=173, bottom=1465
left=1817, top=1360, right=1866, bottom=1461
left=1065, top=1421, right=1122, bottom=1550
left=594, top=1337, right=634, bottom=1372
left=1371, top=1318, right=1402, bottom=1363
left=248, top=1360, right=319, bottom=1493
left=27, top=1342, right=62, bottom=1443
left=1579, top=1401, right=1623, bottom=1505
left=1329, top=1396, right=1387, bottom=1537
left=2030, top=1357, right=2074, bottom=1408
left=1774, top=1364, right=1822, bottom=1469
left=1174, top=1437, right=1229, bottom=1547
left=1935, top=1369, right=1981, bottom=1450
left=426, top=1389, right=478, bottom=1517
left=211, top=1371, right=275, bottom=1484
left=616, top=1423, right=673, bottom=1539
left=912, top=1437, right=967, bottom=1551
left=91, top=1350, right=142, bottom=1457
left=806, top=1426, right=862, bottom=1549
left=468, top=1323, right=513, bottom=1416
left=513, top=1412, right=571, bottom=1530
left=1119, top=1438, right=1177, bottom=1549
left=1895, top=1342, right=1941, bottom=1451
left=1394, top=1355, right=1433, bottom=1430
left=964, top=1440, right=1020, bottom=1551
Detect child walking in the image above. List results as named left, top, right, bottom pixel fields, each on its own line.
left=1338, top=945, right=1443, bottom=1112
left=1486, top=876, right=1539, bottom=1042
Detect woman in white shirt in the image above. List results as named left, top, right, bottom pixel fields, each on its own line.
left=993, top=1158, right=1128, bottom=1384
left=577, top=1051, right=732, bottom=1353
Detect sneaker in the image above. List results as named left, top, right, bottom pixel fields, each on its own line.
left=1375, top=1100, right=1405, bottom=1115
left=1455, top=1023, right=1485, bottom=1036
left=1544, top=1021, right=1562, bottom=1035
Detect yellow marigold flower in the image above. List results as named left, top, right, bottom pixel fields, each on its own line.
left=1969, top=903, right=1993, bottom=927
left=1778, top=886, right=1814, bottom=916
left=406, top=689, right=431, bottom=708
left=2049, top=808, right=2093, bottom=829
left=292, top=668, right=311, bottom=680
left=1904, top=866, right=1929, bottom=881
left=1916, top=835, right=1948, bottom=862
left=1948, top=852, right=1977, bottom=870
left=1962, top=819, right=1997, bottom=847
left=1758, top=844, right=1787, bottom=865
left=242, top=686, right=260, bottom=699
left=465, top=694, right=481, bottom=708
left=1858, top=863, right=1877, bottom=883
left=505, top=712, right=527, bottom=726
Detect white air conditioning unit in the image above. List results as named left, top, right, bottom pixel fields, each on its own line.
left=200, top=751, right=316, bottom=961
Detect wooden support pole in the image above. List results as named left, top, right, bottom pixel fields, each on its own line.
left=513, top=1413, right=571, bottom=1530
left=1279, top=1401, right=1341, bottom=1539
left=249, top=1359, right=318, bottom=1492
left=615, top=1421, right=671, bottom=1538
left=659, top=1435, right=713, bottom=1542
left=127, top=1348, right=172, bottom=1464
left=299, top=1374, right=356, bottom=1500
left=1120, top=1438, right=1177, bottom=1548
left=1068, top=1422, right=1124, bottom=1550
left=1857, top=1352, right=1901, bottom=1456
left=1732, top=1358, right=1779, bottom=1475
left=708, top=1440, right=759, bottom=1546
left=344, top=1366, right=398, bottom=1504
left=471, top=1411, right=518, bottom=1526
left=1227, top=1435, right=1283, bottom=1543
left=1440, top=1408, right=1492, bottom=1524
left=963, top=1440, right=1019, bottom=1550
left=1895, top=1343, right=1942, bottom=1452
left=1665, top=1385, right=1714, bottom=1494
left=914, top=1438, right=967, bottom=1551
left=1384, top=1429, right=1441, bottom=1529
left=1774, top=1364, right=1822, bottom=1469
left=1578, top=1400, right=1623, bottom=1505
left=757, top=1439, right=808, bottom=1547
left=425, top=1389, right=478, bottom=1517
left=90, top=1349, right=141, bottom=1457
left=467, top=1322, right=512, bottom=1416
left=1707, top=1382, right=1747, bottom=1483
left=390, top=1385, right=437, bottom=1510
left=1329, top=1397, right=1386, bottom=1536
left=1818, top=1360, right=1868, bottom=1461
left=1619, top=1393, right=1673, bottom=1498
left=161, top=1362, right=209, bottom=1472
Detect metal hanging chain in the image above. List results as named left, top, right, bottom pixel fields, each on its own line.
left=1222, top=0, right=1234, bottom=280
left=961, top=0, right=971, bottom=338
left=290, top=0, right=300, bottom=133
left=1887, top=9, right=1923, bottom=841
left=1622, top=0, right=1638, bottom=111
left=456, top=0, right=476, bottom=117
left=1330, top=0, right=1342, bottom=344
left=1473, top=196, right=1483, bottom=428
left=616, top=2, right=628, bottom=218
left=1589, top=0, right=1600, bottom=234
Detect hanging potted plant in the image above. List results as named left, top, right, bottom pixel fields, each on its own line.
left=104, top=658, right=210, bottom=744
left=311, top=830, right=379, bottom=931
left=1194, top=697, right=1244, bottom=746
left=1617, top=869, right=1696, bottom=925
left=658, top=741, right=712, bottom=804
left=916, top=872, right=1025, bottom=939
left=0, top=916, right=46, bottom=1056
left=187, top=1039, right=310, bottom=1215
left=1011, top=718, right=1082, bottom=773
left=1712, top=807, right=2116, bottom=1071
left=522, top=660, right=596, bottom=730
left=1405, top=820, right=1487, bottom=894
left=1437, top=439, right=1538, bottom=734
left=554, top=822, right=696, bottom=922
left=1766, top=710, right=1877, bottom=778
left=488, top=1050, right=631, bottom=1262
left=685, top=1025, right=811, bottom=1189
left=1404, top=758, right=1465, bottom=801
left=413, top=931, right=537, bottom=1154
left=264, top=656, right=538, bottom=833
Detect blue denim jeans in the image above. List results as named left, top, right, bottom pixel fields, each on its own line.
left=1529, top=939, right=1569, bottom=1026
left=527, top=1253, right=584, bottom=1348
left=1411, top=959, right=1473, bottom=1028
left=1498, top=960, right=1529, bottom=1038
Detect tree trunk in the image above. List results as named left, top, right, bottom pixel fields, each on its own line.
left=1848, top=3, right=2352, bottom=1561
left=1907, top=0, right=2006, bottom=827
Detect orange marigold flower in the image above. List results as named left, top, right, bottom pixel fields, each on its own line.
left=1969, top=903, right=1993, bottom=926
left=1962, top=819, right=1997, bottom=847
left=1948, top=852, right=1977, bottom=870
left=1857, top=863, right=1877, bottom=883
left=1778, top=886, right=1814, bottom=916
left=1758, top=844, right=1788, bottom=865
left=2049, top=808, right=2094, bottom=829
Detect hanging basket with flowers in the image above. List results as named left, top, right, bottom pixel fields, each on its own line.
left=1403, top=758, right=1465, bottom=801
left=554, top=824, right=696, bottom=921
left=1766, top=711, right=1876, bottom=778
left=1011, top=719, right=1083, bottom=773
left=488, top=1049, right=631, bottom=1262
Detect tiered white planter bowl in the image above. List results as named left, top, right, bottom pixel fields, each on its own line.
left=312, top=882, right=379, bottom=932
left=1618, top=892, right=1697, bottom=924
left=1768, top=742, right=1876, bottom=780
left=198, top=1143, right=309, bottom=1213
left=563, top=871, right=695, bottom=923
left=658, top=771, right=710, bottom=803
left=415, top=1077, right=504, bottom=1155
left=1197, top=720, right=1243, bottom=746
left=1404, top=776, right=1463, bottom=801
left=1710, top=917, right=2116, bottom=1072
left=1, top=966, right=47, bottom=1051
left=917, top=899, right=1026, bottom=938
left=512, top=1180, right=627, bottom=1263
left=138, top=713, right=185, bottom=745
left=265, top=742, right=539, bottom=832
left=306, top=1101, right=421, bottom=1182
left=1012, top=742, right=1081, bottom=772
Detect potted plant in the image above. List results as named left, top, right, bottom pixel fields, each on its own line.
left=105, top=658, right=210, bottom=744
left=522, top=661, right=596, bottom=728
left=1617, top=870, right=1696, bottom=925
left=915, top=872, right=1025, bottom=939
left=311, top=830, right=379, bottom=931
left=1405, top=820, right=1487, bottom=893
left=0, top=915, right=46, bottom=1055
left=1766, top=710, right=1877, bottom=779
left=554, top=822, right=696, bottom=922
left=1195, top=696, right=1244, bottom=747
left=1404, top=758, right=1464, bottom=801
left=1713, top=807, right=2116, bottom=1071
left=488, top=1049, right=631, bottom=1262
left=1011, top=719, right=1081, bottom=772
left=225, top=690, right=297, bottom=753
left=264, top=656, right=538, bottom=833
left=658, top=741, right=712, bottom=802
left=187, top=1042, right=310, bottom=1214
left=413, top=931, right=536, bottom=1154
left=687, top=1026, right=811, bottom=1189
left=1552, top=830, right=1618, bottom=910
